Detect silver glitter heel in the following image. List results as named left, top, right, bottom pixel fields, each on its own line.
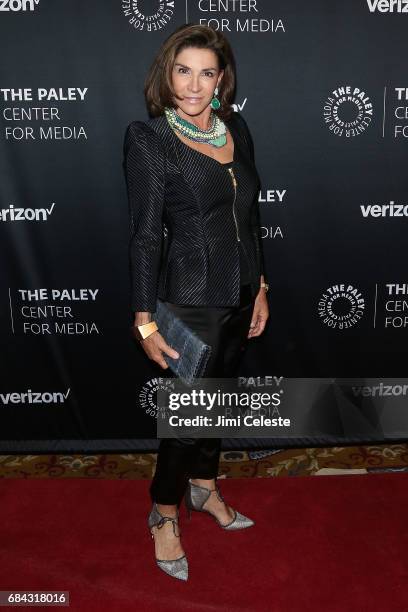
left=148, top=502, right=188, bottom=581
left=184, top=479, right=255, bottom=530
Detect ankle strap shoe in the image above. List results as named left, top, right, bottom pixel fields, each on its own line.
left=184, top=479, right=255, bottom=530
left=148, top=502, right=189, bottom=581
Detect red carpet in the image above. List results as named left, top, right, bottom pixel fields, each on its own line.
left=0, top=473, right=407, bottom=611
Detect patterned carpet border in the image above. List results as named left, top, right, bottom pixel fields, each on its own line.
left=1, top=444, right=408, bottom=478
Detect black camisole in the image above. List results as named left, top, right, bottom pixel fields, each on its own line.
left=220, top=159, right=252, bottom=286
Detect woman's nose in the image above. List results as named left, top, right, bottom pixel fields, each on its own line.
left=187, top=77, right=201, bottom=92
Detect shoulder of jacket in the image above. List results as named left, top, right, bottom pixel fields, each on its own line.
left=125, top=119, right=159, bottom=140
left=123, top=117, right=165, bottom=157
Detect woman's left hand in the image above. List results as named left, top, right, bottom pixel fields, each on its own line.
left=248, top=289, right=269, bottom=338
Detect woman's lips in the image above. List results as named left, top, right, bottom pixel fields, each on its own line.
left=184, top=97, right=202, bottom=104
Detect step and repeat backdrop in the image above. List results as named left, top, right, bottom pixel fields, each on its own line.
left=1, top=0, right=407, bottom=453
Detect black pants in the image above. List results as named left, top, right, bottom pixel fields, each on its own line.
left=149, top=284, right=255, bottom=506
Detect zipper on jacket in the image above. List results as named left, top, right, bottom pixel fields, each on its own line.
left=227, top=165, right=255, bottom=291
left=227, top=167, right=240, bottom=241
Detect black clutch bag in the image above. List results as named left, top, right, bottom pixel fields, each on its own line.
left=152, top=299, right=212, bottom=387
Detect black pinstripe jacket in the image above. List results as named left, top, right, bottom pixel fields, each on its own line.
left=123, top=111, right=267, bottom=313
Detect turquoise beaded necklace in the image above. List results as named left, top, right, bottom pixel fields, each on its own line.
left=164, top=106, right=227, bottom=148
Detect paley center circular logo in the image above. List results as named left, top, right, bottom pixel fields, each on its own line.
left=323, top=85, right=374, bottom=137
left=318, top=284, right=365, bottom=329
left=138, top=377, right=176, bottom=418
left=122, top=0, right=175, bottom=31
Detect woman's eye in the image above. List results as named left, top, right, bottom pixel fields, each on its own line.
left=177, top=68, right=214, bottom=77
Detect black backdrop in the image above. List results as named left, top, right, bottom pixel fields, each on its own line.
left=1, top=0, right=408, bottom=452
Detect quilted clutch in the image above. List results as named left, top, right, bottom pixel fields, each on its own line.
left=152, top=299, right=212, bottom=387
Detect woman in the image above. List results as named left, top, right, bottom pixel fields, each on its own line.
left=123, top=24, right=269, bottom=581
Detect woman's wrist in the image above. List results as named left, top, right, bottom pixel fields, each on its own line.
left=134, top=311, right=152, bottom=326
left=259, top=275, right=269, bottom=294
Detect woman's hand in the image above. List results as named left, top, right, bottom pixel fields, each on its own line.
left=137, top=330, right=179, bottom=369
left=248, top=288, right=269, bottom=338
left=133, top=312, right=179, bottom=369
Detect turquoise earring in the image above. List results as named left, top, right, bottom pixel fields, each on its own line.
left=210, top=86, right=220, bottom=110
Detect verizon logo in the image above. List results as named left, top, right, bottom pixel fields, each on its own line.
left=0, top=0, right=40, bottom=11
left=0, top=203, right=55, bottom=222
left=360, top=202, right=408, bottom=217
left=352, top=383, right=408, bottom=396
left=366, top=0, right=408, bottom=12
left=0, top=388, right=71, bottom=404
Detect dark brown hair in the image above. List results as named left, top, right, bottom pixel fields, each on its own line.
left=144, top=24, right=236, bottom=122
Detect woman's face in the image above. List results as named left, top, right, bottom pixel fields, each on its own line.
left=171, top=47, right=223, bottom=117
